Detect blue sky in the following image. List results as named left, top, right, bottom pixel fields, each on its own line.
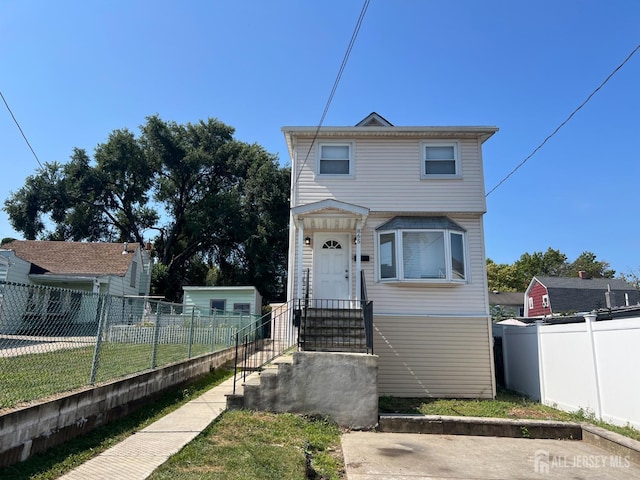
left=1, top=1, right=639, bottom=276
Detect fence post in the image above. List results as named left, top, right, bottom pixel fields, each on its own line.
left=211, top=310, right=217, bottom=352
left=151, top=308, right=161, bottom=368
left=89, top=296, right=108, bottom=385
left=188, top=307, right=195, bottom=358
left=584, top=311, right=602, bottom=419
left=535, top=320, right=546, bottom=405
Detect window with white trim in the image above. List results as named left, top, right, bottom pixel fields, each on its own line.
left=317, top=143, right=353, bottom=176
left=528, top=297, right=534, bottom=310
left=421, top=141, right=460, bottom=177
left=376, top=217, right=467, bottom=283
left=542, top=295, right=549, bottom=308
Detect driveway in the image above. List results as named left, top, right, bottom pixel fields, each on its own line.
left=342, top=432, right=640, bottom=479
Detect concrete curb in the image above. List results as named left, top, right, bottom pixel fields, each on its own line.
left=379, top=414, right=640, bottom=465
left=379, top=414, right=582, bottom=439
left=582, top=423, right=640, bottom=466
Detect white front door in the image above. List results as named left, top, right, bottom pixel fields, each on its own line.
left=313, top=233, right=350, bottom=301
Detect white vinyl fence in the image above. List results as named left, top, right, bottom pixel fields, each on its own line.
left=496, top=315, right=640, bottom=430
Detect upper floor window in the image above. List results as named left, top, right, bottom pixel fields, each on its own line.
left=421, top=141, right=460, bottom=178
left=317, top=143, right=354, bottom=176
left=376, top=216, right=467, bottom=284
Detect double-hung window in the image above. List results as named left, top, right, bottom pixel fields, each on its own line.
left=317, top=143, right=354, bottom=176
left=376, top=216, right=467, bottom=283
left=421, top=141, right=460, bottom=178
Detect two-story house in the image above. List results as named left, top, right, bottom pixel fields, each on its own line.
left=283, top=113, right=498, bottom=398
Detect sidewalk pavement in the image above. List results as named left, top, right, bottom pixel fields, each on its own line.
left=58, top=376, right=239, bottom=480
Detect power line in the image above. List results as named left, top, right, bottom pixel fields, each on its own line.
left=0, top=90, right=43, bottom=169
left=294, top=0, right=371, bottom=185
left=486, top=43, right=640, bottom=198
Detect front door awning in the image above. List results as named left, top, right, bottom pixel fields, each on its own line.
left=292, top=199, right=369, bottom=231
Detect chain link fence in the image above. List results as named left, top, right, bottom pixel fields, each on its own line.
left=0, top=281, right=259, bottom=409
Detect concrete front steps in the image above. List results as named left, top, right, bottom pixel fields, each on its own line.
left=299, top=311, right=368, bottom=353
left=226, top=351, right=378, bottom=429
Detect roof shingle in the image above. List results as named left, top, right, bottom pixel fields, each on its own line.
left=1, top=240, right=139, bottom=277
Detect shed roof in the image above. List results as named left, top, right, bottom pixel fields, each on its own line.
left=0, top=240, right=139, bottom=277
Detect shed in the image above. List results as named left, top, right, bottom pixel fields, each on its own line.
left=182, top=286, right=263, bottom=316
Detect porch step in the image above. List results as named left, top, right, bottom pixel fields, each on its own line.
left=303, top=317, right=364, bottom=328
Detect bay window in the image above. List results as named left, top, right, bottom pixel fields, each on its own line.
left=376, top=216, right=467, bottom=283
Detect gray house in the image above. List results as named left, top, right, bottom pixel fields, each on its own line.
left=0, top=240, right=152, bottom=334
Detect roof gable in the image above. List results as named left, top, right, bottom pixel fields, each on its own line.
left=355, top=112, right=393, bottom=127
left=1, top=240, right=140, bottom=277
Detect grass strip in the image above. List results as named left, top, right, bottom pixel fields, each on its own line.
left=0, top=342, right=225, bottom=409
left=380, top=388, right=640, bottom=442
left=149, top=410, right=344, bottom=480
left=0, top=368, right=233, bottom=480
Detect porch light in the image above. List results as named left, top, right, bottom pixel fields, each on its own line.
left=304, top=236, right=311, bottom=246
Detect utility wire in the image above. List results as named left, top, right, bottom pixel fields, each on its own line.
left=0, top=90, right=43, bottom=169
left=486, top=43, right=640, bottom=198
left=293, top=0, right=371, bottom=185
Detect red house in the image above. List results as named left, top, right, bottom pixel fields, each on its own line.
left=524, top=273, right=640, bottom=317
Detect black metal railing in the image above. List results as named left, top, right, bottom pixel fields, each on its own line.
left=231, top=299, right=300, bottom=394
left=299, top=298, right=373, bottom=354
left=231, top=269, right=374, bottom=393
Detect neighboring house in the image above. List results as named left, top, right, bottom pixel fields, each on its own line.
left=489, top=291, right=525, bottom=317
left=524, top=273, right=640, bottom=317
left=182, top=286, right=262, bottom=316
left=0, top=240, right=152, bottom=334
left=0, top=240, right=151, bottom=296
left=282, top=112, right=499, bottom=398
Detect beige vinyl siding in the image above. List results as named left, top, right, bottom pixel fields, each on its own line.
left=290, top=240, right=316, bottom=301
left=292, top=137, right=486, bottom=213
left=362, top=215, right=488, bottom=316
left=374, top=315, right=494, bottom=398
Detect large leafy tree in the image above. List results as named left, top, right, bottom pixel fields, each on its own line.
left=487, top=248, right=615, bottom=292
left=4, top=116, right=290, bottom=302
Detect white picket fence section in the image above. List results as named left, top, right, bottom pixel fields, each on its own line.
left=496, top=315, right=640, bottom=430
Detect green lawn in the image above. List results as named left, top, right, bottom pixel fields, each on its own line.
left=0, top=342, right=225, bottom=409
left=149, top=411, right=344, bottom=480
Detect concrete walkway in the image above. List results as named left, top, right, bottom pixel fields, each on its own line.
left=59, top=376, right=240, bottom=480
